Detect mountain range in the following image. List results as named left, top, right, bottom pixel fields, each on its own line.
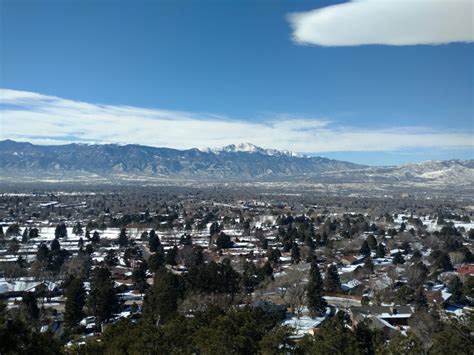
left=0, top=140, right=472, bottom=186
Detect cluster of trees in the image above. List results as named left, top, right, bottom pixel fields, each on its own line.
left=74, top=306, right=290, bottom=354
left=36, top=240, right=70, bottom=272
left=299, top=310, right=473, bottom=355
left=0, top=300, right=62, bottom=354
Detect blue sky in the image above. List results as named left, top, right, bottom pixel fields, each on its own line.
left=0, top=0, right=472, bottom=165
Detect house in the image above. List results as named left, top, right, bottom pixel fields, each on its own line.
left=0, top=279, right=59, bottom=298
left=349, top=305, right=413, bottom=332
left=456, top=264, right=474, bottom=277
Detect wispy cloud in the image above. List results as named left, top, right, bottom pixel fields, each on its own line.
left=288, top=0, right=473, bottom=46
left=0, top=88, right=472, bottom=153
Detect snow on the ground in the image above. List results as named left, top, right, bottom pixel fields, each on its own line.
left=283, top=307, right=330, bottom=337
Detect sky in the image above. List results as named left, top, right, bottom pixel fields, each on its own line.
left=0, top=0, right=473, bottom=165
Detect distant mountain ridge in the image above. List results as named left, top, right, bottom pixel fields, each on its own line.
left=0, top=140, right=362, bottom=180
left=0, top=140, right=472, bottom=185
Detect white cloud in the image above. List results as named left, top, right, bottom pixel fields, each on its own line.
left=0, top=88, right=472, bottom=153
left=288, top=0, right=474, bottom=46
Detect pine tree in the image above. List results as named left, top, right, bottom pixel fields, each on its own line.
left=36, top=244, right=50, bottom=263
left=307, top=260, right=327, bottom=316
left=87, top=267, right=119, bottom=324
left=414, top=287, right=428, bottom=310
left=359, top=240, right=371, bottom=257
left=366, top=234, right=377, bottom=250
left=165, top=246, right=178, bottom=266
left=117, top=228, right=128, bottom=247
left=55, top=223, right=67, bottom=239
left=91, top=231, right=100, bottom=243
left=291, top=242, right=301, bottom=264
left=393, top=252, right=405, bottom=265
left=64, top=277, right=86, bottom=328
left=149, top=230, right=161, bottom=252
left=216, top=232, right=232, bottom=249
left=435, top=252, right=453, bottom=272
left=51, top=238, right=61, bottom=252
left=364, top=257, right=374, bottom=273
left=132, top=262, right=149, bottom=294
left=140, top=230, right=149, bottom=241
left=143, top=269, right=184, bottom=323
left=29, top=228, right=39, bottom=239
left=0, top=225, right=4, bottom=239
left=22, top=228, right=29, bottom=243
left=448, top=276, right=464, bottom=303
left=324, top=264, right=341, bottom=293
left=375, top=243, right=386, bottom=258
left=148, top=250, right=166, bottom=272
left=209, top=222, right=220, bottom=236
left=72, top=222, right=84, bottom=236
left=6, top=224, right=20, bottom=237
left=104, top=249, right=118, bottom=267
left=21, top=292, right=39, bottom=322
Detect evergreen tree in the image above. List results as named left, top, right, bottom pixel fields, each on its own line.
left=209, top=222, right=220, bottom=236
left=242, top=261, right=259, bottom=293
left=448, top=276, right=464, bottom=304
left=117, top=228, right=128, bottom=247
left=21, top=292, right=39, bottom=322
left=104, top=250, right=118, bottom=267
left=6, top=224, right=20, bottom=237
left=412, top=249, right=422, bottom=261
left=149, top=230, right=161, bottom=252
left=414, top=287, right=428, bottom=310
left=399, top=222, right=407, bottom=232
left=72, top=222, right=84, bottom=236
left=17, top=255, right=27, bottom=268
left=375, top=243, right=386, bottom=258
left=0, top=225, right=4, bottom=239
left=143, top=269, right=184, bottom=323
left=87, top=267, right=119, bottom=324
left=36, top=244, right=50, bottom=263
left=165, top=246, right=178, bottom=266
left=22, top=228, right=29, bottom=243
left=85, top=244, right=94, bottom=255
left=307, top=260, right=327, bottom=316
left=291, top=242, right=300, bottom=264
left=364, top=257, right=374, bottom=273
left=386, top=332, right=423, bottom=355
left=393, top=252, right=405, bottom=265
left=324, top=264, right=341, bottom=293
left=140, top=230, right=149, bottom=241
left=216, top=232, right=233, bottom=249
left=132, top=262, right=149, bottom=294
left=430, top=321, right=473, bottom=355
left=148, top=250, right=166, bottom=272
left=91, top=231, right=100, bottom=243
left=434, top=252, right=453, bottom=272
left=54, top=223, right=67, bottom=239
left=64, top=277, right=86, bottom=328
left=359, top=240, right=371, bottom=257
left=267, top=248, right=281, bottom=264
left=29, top=228, right=39, bottom=239
left=50, top=238, right=60, bottom=252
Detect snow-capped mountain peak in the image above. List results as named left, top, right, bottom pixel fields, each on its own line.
left=205, top=143, right=306, bottom=158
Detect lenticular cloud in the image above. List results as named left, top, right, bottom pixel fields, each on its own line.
left=288, top=0, right=473, bottom=46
